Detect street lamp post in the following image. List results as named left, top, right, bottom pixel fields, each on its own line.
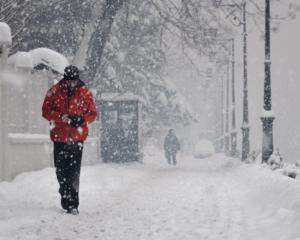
left=241, top=1, right=250, bottom=161
left=219, top=74, right=225, bottom=152
left=209, top=37, right=236, bottom=156
left=261, top=0, right=274, bottom=163
left=230, top=39, right=238, bottom=157
left=225, top=60, right=230, bottom=154
left=204, top=29, right=225, bottom=152
left=212, top=0, right=250, bottom=160
left=219, top=39, right=237, bottom=157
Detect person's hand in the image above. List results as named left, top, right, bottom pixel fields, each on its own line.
left=69, top=115, right=85, bottom=128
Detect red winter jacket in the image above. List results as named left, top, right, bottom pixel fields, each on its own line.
left=42, top=79, right=97, bottom=142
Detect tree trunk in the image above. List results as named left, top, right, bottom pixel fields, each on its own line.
left=86, top=0, right=125, bottom=82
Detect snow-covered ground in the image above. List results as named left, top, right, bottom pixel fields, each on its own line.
left=0, top=147, right=299, bottom=240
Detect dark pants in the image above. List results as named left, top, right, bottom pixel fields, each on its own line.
left=54, top=142, right=83, bottom=210
left=166, top=151, right=177, bottom=165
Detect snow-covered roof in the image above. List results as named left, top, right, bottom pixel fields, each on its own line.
left=0, top=22, right=12, bottom=46
left=8, top=51, right=34, bottom=69
left=29, top=48, right=69, bottom=74
left=8, top=48, right=69, bottom=74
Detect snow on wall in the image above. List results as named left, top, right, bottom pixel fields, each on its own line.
left=29, top=48, right=69, bottom=74
left=0, top=22, right=12, bottom=46
left=8, top=51, right=34, bottom=69
left=8, top=48, right=69, bottom=74
left=0, top=70, right=28, bottom=88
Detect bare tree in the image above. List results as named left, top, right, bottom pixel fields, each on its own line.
left=0, top=0, right=15, bottom=22
left=86, top=0, right=126, bottom=81
left=0, top=0, right=30, bottom=52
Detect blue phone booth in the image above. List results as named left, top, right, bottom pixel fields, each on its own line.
left=99, top=93, right=143, bottom=163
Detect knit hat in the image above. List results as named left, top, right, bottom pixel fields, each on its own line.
left=64, top=65, right=79, bottom=80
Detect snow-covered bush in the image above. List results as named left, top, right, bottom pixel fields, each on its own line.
left=265, top=149, right=299, bottom=179
left=246, top=150, right=261, bottom=164
left=248, top=149, right=299, bottom=179
left=280, top=164, right=299, bottom=179
left=268, top=149, right=283, bottom=170
left=193, top=139, right=215, bottom=159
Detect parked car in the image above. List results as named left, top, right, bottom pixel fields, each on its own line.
left=193, top=139, right=215, bottom=159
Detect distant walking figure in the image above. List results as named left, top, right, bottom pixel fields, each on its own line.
left=164, top=129, right=180, bottom=165
left=42, top=65, right=97, bottom=215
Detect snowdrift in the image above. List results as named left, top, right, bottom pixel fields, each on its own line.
left=0, top=148, right=299, bottom=240
left=232, top=163, right=300, bottom=240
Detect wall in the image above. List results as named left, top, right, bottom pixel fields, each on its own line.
left=0, top=68, right=101, bottom=181
left=2, top=134, right=99, bottom=181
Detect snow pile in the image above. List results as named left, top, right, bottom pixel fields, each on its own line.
left=193, top=139, right=215, bottom=158
left=251, top=150, right=300, bottom=179
left=268, top=150, right=283, bottom=170
left=261, top=109, right=275, bottom=118
left=232, top=163, right=300, bottom=240
left=0, top=159, right=155, bottom=240
left=0, top=151, right=298, bottom=240
left=9, top=48, right=69, bottom=74
left=278, top=163, right=300, bottom=179
left=268, top=150, right=300, bottom=179
left=0, top=22, right=12, bottom=46
left=8, top=51, right=34, bottom=69
left=29, top=48, right=69, bottom=74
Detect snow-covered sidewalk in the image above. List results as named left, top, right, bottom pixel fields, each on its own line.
left=0, top=148, right=299, bottom=240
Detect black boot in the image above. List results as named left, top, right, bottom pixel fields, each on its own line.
left=67, top=207, right=79, bottom=215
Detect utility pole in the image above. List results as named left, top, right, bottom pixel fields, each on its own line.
left=241, top=0, right=250, bottom=161
left=261, top=0, right=274, bottom=163
left=230, top=39, right=237, bottom=157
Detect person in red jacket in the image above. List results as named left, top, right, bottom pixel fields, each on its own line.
left=42, top=65, right=97, bottom=215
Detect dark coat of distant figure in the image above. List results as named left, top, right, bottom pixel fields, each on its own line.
left=164, top=129, right=180, bottom=165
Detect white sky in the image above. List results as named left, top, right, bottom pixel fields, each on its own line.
left=165, top=0, right=300, bottom=163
